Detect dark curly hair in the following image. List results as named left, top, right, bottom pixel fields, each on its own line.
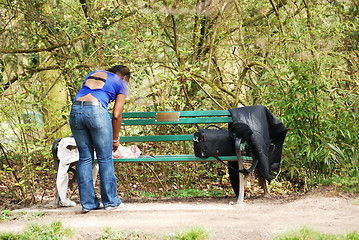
left=106, top=65, right=130, bottom=77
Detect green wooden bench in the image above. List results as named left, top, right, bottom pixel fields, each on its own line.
left=117, top=110, right=252, bottom=162
left=53, top=110, right=253, bottom=205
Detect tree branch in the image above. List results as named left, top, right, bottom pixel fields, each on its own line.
left=0, top=9, right=136, bottom=54
left=190, top=72, right=235, bottom=98
left=1, top=64, right=94, bottom=93
left=191, top=78, right=225, bottom=110
left=269, top=0, right=285, bottom=35
left=0, top=35, right=88, bottom=54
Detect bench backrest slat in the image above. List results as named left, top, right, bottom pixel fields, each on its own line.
left=122, top=117, right=232, bottom=126
left=122, top=110, right=230, bottom=118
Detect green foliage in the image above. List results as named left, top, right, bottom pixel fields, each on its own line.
left=99, top=226, right=211, bottom=240
left=319, top=174, right=359, bottom=194
left=165, top=227, right=212, bottom=240
left=0, top=210, right=11, bottom=221
left=100, top=228, right=156, bottom=240
left=274, top=226, right=359, bottom=240
left=257, top=22, right=358, bottom=190
left=167, top=189, right=224, bottom=198
left=0, top=221, right=73, bottom=240
left=0, top=210, right=46, bottom=222
left=135, top=189, right=225, bottom=198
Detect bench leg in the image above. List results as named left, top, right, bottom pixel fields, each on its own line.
left=235, top=138, right=247, bottom=204
left=236, top=156, right=248, bottom=204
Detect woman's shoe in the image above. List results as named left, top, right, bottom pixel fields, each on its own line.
left=104, top=203, right=123, bottom=211
left=81, top=208, right=90, bottom=213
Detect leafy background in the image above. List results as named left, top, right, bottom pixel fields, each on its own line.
left=0, top=0, right=358, bottom=207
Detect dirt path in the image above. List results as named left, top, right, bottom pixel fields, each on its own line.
left=1, top=192, right=358, bottom=240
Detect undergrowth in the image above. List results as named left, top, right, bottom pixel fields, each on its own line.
left=2, top=222, right=359, bottom=240
left=0, top=210, right=45, bottom=222
left=0, top=221, right=73, bottom=240
left=0, top=222, right=211, bottom=240
left=274, top=226, right=359, bottom=240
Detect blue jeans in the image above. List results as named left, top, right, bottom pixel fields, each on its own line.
left=70, top=103, right=122, bottom=210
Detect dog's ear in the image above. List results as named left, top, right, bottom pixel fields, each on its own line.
left=66, top=145, right=77, bottom=150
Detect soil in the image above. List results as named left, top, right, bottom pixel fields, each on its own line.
left=0, top=188, right=358, bottom=240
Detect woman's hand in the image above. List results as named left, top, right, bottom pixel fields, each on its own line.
left=112, top=141, right=119, bottom=152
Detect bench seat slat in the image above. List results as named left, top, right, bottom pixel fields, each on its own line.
left=111, top=154, right=252, bottom=163
left=121, top=135, right=193, bottom=142
left=120, top=135, right=248, bottom=153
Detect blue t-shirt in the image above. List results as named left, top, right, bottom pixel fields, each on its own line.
left=73, top=70, right=128, bottom=109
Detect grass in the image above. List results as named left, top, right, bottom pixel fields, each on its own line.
left=99, top=227, right=156, bottom=239
left=0, top=223, right=211, bottom=240
left=165, top=226, right=212, bottom=240
left=134, top=189, right=225, bottom=198
left=100, top=226, right=211, bottom=240
left=2, top=221, right=359, bottom=240
left=274, top=226, right=359, bottom=240
left=0, top=210, right=45, bottom=222
left=317, top=169, right=359, bottom=194
left=0, top=221, right=73, bottom=240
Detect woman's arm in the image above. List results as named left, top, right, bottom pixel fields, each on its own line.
left=112, top=94, right=126, bottom=151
